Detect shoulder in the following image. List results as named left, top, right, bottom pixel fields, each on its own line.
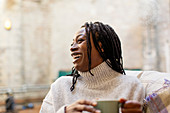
left=48, top=76, right=73, bottom=94
left=51, top=76, right=73, bottom=90
left=51, top=76, right=73, bottom=92
left=119, top=74, right=142, bottom=85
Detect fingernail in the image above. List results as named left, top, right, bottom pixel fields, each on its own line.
left=119, top=98, right=126, bottom=103
left=93, top=102, right=97, bottom=105
left=96, top=110, right=101, bottom=113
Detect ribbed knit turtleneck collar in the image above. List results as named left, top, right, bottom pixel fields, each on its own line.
left=78, top=61, right=121, bottom=88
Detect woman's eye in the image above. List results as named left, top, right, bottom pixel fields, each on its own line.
left=77, top=39, right=84, bottom=44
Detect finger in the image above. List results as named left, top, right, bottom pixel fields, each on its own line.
left=123, top=101, right=141, bottom=108
left=119, top=98, right=127, bottom=103
left=75, top=105, right=100, bottom=113
left=121, top=108, right=142, bottom=113
left=77, top=99, right=97, bottom=106
left=119, top=98, right=127, bottom=108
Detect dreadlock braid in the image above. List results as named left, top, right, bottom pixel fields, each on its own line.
left=70, top=67, right=80, bottom=91
left=85, top=23, right=94, bottom=76
left=70, top=22, right=125, bottom=91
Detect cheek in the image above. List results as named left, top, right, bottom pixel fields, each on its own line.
left=80, top=46, right=89, bottom=64
left=80, top=43, right=87, bottom=54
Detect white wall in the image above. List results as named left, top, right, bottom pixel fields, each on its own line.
left=0, top=0, right=169, bottom=87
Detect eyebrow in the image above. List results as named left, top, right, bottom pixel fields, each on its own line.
left=73, top=34, right=86, bottom=41
left=76, top=34, right=85, bottom=38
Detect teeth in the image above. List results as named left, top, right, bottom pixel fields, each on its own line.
left=72, top=54, right=81, bottom=63
left=73, top=55, right=81, bottom=59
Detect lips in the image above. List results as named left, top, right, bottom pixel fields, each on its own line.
left=71, top=53, right=82, bottom=63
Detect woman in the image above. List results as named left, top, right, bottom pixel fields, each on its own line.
left=40, top=22, right=145, bottom=113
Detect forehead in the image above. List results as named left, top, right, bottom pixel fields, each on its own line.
left=73, top=27, right=86, bottom=40
left=76, top=27, right=86, bottom=35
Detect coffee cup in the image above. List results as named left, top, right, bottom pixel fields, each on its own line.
left=94, top=100, right=120, bottom=113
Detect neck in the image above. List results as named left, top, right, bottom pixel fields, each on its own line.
left=78, top=61, right=121, bottom=88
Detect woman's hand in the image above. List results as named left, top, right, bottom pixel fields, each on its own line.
left=121, top=100, right=142, bottom=113
left=66, top=99, right=101, bottom=113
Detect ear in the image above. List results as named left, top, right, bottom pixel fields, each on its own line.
left=98, top=42, right=104, bottom=52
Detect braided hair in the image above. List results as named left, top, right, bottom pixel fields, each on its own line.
left=70, top=22, right=125, bottom=91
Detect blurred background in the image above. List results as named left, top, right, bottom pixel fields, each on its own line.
left=0, top=0, right=170, bottom=112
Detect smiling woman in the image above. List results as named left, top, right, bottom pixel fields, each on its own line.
left=40, top=22, right=145, bottom=113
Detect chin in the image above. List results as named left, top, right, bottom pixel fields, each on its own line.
left=73, top=64, right=80, bottom=71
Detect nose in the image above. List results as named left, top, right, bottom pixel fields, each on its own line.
left=70, top=43, right=78, bottom=52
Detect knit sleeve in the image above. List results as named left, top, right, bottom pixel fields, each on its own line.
left=40, top=76, right=71, bottom=113
left=40, top=87, right=67, bottom=113
left=131, top=79, right=145, bottom=103
left=39, top=89, right=55, bottom=113
left=56, top=106, right=66, bottom=113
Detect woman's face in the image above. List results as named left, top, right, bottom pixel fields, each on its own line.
left=70, top=27, right=103, bottom=72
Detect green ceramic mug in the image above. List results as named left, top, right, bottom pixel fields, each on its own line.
left=95, top=100, right=120, bottom=113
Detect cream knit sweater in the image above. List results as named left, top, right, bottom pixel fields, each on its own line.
left=40, top=62, right=145, bottom=113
